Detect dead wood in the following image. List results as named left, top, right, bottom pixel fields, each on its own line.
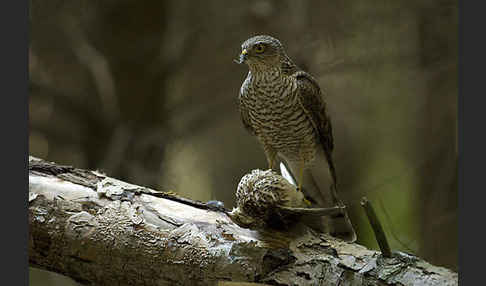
left=28, top=156, right=458, bottom=286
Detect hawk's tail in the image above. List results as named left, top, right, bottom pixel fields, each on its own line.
left=304, top=167, right=356, bottom=242
left=280, top=152, right=356, bottom=242
left=322, top=148, right=357, bottom=242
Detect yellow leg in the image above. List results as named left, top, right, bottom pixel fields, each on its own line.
left=297, top=147, right=310, bottom=205
left=264, top=145, right=276, bottom=170
left=299, top=163, right=312, bottom=206
left=298, top=159, right=305, bottom=191
left=268, top=157, right=274, bottom=170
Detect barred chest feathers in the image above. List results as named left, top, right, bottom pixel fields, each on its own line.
left=240, top=68, right=319, bottom=164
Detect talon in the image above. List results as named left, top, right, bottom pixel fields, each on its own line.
left=206, top=200, right=226, bottom=212
left=164, top=190, right=178, bottom=196
left=303, top=198, right=312, bottom=206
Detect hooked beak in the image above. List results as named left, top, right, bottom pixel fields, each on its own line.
left=234, top=49, right=248, bottom=64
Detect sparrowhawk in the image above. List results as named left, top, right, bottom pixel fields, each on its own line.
left=236, top=35, right=356, bottom=242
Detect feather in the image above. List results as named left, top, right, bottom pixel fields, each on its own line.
left=290, top=70, right=356, bottom=241
left=238, top=75, right=256, bottom=135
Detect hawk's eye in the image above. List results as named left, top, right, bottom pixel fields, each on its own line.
left=254, top=44, right=265, bottom=53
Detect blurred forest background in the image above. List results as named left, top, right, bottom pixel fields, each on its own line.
left=29, top=0, right=457, bottom=285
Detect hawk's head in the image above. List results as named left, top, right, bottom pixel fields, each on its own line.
left=237, top=35, right=285, bottom=71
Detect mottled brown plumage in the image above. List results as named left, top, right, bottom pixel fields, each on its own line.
left=230, top=169, right=306, bottom=229
left=236, top=35, right=356, bottom=241
left=229, top=169, right=345, bottom=230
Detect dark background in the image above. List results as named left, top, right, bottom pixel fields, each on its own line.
left=29, top=0, right=458, bottom=284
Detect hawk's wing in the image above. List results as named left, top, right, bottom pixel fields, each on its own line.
left=293, top=71, right=334, bottom=152
left=292, top=70, right=336, bottom=182
left=238, top=75, right=256, bottom=135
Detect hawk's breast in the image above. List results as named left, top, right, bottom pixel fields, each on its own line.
left=242, top=72, right=319, bottom=163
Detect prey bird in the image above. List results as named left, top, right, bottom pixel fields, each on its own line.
left=236, top=35, right=356, bottom=241
left=229, top=169, right=346, bottom=230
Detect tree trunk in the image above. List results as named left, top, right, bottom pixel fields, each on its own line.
left=28, top=156, right=458, bottom=286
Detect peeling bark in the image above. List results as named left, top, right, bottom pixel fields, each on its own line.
left=28, top=156, right=458, bottom=286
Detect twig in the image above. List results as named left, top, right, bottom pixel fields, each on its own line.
left=377, top=197, right=417, bottom=254
left=361, top=197, right=392, bottom=258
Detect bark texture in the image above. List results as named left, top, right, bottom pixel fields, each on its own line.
left=28, top=156, right=458, bottom=286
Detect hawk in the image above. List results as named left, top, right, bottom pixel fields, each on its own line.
left=236, top=35, right=356, bottom=241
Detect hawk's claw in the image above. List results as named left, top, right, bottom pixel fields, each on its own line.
left=205, top=200, right=226, bottom=212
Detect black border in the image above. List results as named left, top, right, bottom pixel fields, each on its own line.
left=460, top=0, right=484, bottom=284
left=1, top=0, right=29, bottom=285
